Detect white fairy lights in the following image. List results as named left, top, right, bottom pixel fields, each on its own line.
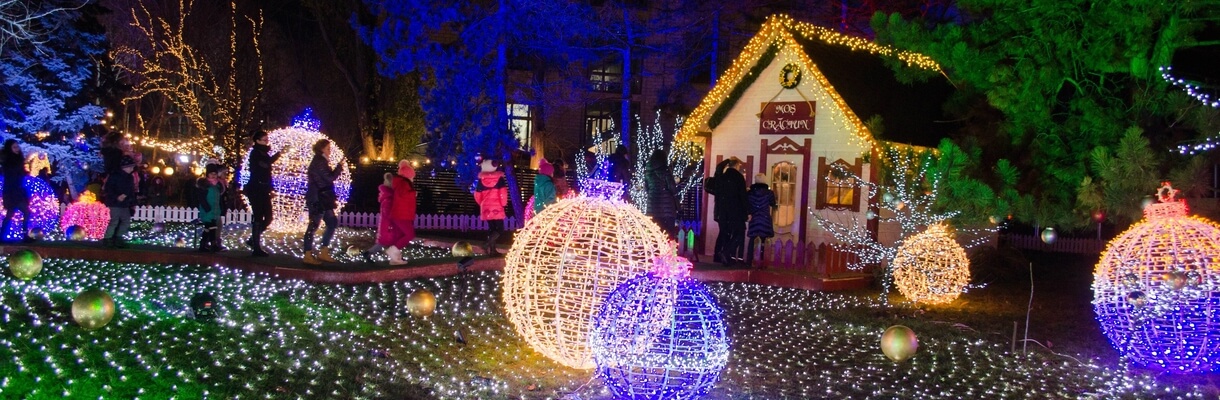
left=1093, top=183, right=1220, bottom=373
left=502, top=193, right=671, bottom=369
left=890, top=224, right=971, bottom=305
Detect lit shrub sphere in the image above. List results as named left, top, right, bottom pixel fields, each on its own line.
left=1093, top=200, right=1220, bottom=374
left=590, top=272, right=729, bottom=399
left=502, top=196, right=671, bottom=369
left=60, top=192, right=109, bottom=240
left=238, top=126, right=351, bottom=232
left=891, top=224, right=970, bottom=305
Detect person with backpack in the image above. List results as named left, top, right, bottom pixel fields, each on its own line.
left=746, top=173, right=777, bottom=268
left=196, top=164, right=224, bottom=252
left=533, top=159, right=557, bottom=215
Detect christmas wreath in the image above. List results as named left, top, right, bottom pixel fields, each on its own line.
left=780, top=63, right=801, bottom=89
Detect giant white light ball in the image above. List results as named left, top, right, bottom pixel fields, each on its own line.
left=238, top=127, right=351, bottom=232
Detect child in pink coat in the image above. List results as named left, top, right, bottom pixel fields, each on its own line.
left=473, top=159, right=508, bottom=256
left=362, top=173, right=396, bottom=263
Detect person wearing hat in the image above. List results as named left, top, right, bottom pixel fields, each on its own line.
left=102, top=156, right=139, bottom=248
left=379, top=160, right=418, bottom=265
left=196, top=163, right=225, bottom=252
left=746, top=172, right=777, bottom=268
left=473, top=159, right=508, bottom=256
left=533, top=158, right=556, bottom=215
left=0, top=139, right=33, bottom=242
left=302, top=139, right=345, bottom=265
left=244, top=130, right=284, bottom=257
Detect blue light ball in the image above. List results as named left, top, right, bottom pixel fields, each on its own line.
left=589, top=273, right=729, bottom=399
left=0, top=176, right=60, bottom=240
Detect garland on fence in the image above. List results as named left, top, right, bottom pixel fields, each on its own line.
left=707, top=44, right=779, bottom=130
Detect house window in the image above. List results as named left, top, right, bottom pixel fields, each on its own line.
left=589, top=61, right=623, bottom=93
left=771, top=162, right=797, bottom=229
left=507, top=103, right=532, bottom=149
left=824, top=162, right=856, bottom=208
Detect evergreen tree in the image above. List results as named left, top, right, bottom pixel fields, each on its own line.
left=1, top=1, right=103, bottom=135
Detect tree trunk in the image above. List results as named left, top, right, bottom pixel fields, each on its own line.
left=496, top=0, right=524, bottom=222
left=620, top=7, right=633, bottom=151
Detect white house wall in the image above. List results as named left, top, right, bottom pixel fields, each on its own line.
left=703, top=45, right=874, bottom=255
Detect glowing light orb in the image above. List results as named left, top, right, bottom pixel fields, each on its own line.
left=0, top=176, right=60, bottom=240
left=891, top=224, right=971, bottom=305
left=238, top=126, right=351, bottom=232
left=880, top=325, right=919, bottom=362
left=589, top=257, right=729, bottom=399
left=72, top=289, right=116, bottom=330
left=451, top=241, right=474, bottom=257
left=1093, top=185, right=1220, bottom=374
left=60, top=192, right=108, bottom=240
left=407, top=290, right=436, bottom=318
left=502, top=193, right=671, bottom=369
left=1041, top=227, right=1057, bottom=244
left=6, top=248, right=43, bottom=280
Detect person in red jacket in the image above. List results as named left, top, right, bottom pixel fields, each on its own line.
left=361, top=173, right=397, bottom=263
left=385, top=161, right=417, bottom=265
left=473, top=159, right=508, bottom=256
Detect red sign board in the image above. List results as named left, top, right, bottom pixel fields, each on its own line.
left=759, top=101, right=816, bottom=135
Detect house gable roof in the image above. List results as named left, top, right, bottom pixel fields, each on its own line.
left=678, top=14, right=950, bottom=148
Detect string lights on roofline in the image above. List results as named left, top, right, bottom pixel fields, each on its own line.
left=676, top=14, right=942, bottom=145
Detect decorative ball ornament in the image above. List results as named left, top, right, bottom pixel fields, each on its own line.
left=406, top=289, right=436, bottom=318
left=152, top=222, right=166, bottom=233
left=502, top=187, right=672, bottom=369
left=238, top=115, right=352, bottom=232
left=880, top=325, right=919, bottom=362
left=0, top=176, right=60, bottom=240
left=72, top=289, right=116, bottom=330
left=451, top=241, right=474, bottom=257
left=1040, top=227, right=1057, bottom=244
left=890, top=224, right=971, bottom=305
left=1093, top=183, right=1220, bottom=373
left=589, top=253, right=730, bottom=399
left=65, top=225, right=87, bottom=241
left=346, top=245, right=362, bottom=257
left=28, top=227, right=43, bottom=241
left=7, top=249, right=43, bottom=280
left=60, top=192, right=108, bottom=240
left=174, top=237, right=187, bottom=248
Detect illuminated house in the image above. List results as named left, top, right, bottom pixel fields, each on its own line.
left=676, top=15, right=955, bottom=255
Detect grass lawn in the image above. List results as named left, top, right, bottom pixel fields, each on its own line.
left=1, top=248, right=1216, bottom=399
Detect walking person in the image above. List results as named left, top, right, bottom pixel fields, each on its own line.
left=746, top=173, right=777, bottom=268
left=362, top=173, right=397, bottom=263
left=712, top=157, right=747, bottom=265
left=302, top=139, right=345, bottom=265
left=384, top=161, right=418, bottom=265
left=244, top=130, right=282, bottom=257
left=196, top=164, right=224, bottom=252
left=474, top=159, right=508, bottom=256
left=0, top=139, right=33, bottom=242
left=101, top=156, right=138, bottom=248
left=645, top=150, right=678, bottom=239
left=533, top=159, right=557, bottom=215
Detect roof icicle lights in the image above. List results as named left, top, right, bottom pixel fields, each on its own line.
left=1093, top=182, right=1220, bottom=373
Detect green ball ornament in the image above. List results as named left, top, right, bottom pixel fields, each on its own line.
left=65, top=225, right=87, bottom=241
left=451, top=241, right=474, bottom=257
left=7, top=249, right=43, bottom=280
left=72, top=289, right=116, bottom=330
left=407, top=289, right=436, bottom=318
left=880, top=325, right=919, bottom=362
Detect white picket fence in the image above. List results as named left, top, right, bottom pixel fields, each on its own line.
left=129, top=205, right=523, bottom=231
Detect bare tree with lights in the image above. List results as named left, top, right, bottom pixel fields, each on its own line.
left=0, top=0, right=87, bottom=57
left=811, top=144, right=994, bottom=301
left=106, top=0, right=264, bottom=165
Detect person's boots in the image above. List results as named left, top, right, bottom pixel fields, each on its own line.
left=485, top=232, right=502, bottom=257
left=302, top=250, right=322, bottom=265
left=387, top=246, right=407, bottom=266
left=317, top=248, right=337, bottom=263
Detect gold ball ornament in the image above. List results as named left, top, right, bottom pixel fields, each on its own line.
left=880, top=325, right=919, bottom=362
left=174, top=237, right=187, bottom=248
left=72, top=289, right=116, bottom=330
left=407, top=289, right=436, bottom=318
left=891, top=224, right=971, bottom=305
left=65, top=225, right=87, bottom=241
left=346, top=245, right=362, bottom=257
left=502, top=193, right=671, bottom=369
left=1167, top=271, right=1189, bottom=290
left=7, top=249, right=43, bottom=280
left=451, top=241, right=474, bottom=257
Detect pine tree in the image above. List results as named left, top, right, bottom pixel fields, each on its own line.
left=1, top=1, right=103, bottom=135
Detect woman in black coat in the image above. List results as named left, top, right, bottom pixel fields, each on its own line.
left=244, top=130, right=282, bottom=257
left=645, top=150, right=678, bottom=238
left=1, top=139, right=32, bottom=242
left=302, top=139, right=345, bottom=265
left=712, top=157, right=748, bottom=265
